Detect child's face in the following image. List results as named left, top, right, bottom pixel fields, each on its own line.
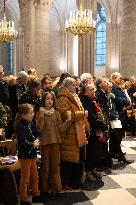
left=45, top=93, right=53, bottom=109
left=22, top=108, right=34, bottom=122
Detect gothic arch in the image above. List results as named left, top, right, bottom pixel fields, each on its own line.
left=0, top=0, right=20, bottom=25
left=97, top=0, right=112, bottom=22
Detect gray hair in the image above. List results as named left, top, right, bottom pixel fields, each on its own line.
left=62, top=77, right=76, bottom=88
left=96, top=78, right=103, bottom=89
left=130, top=75, right=136, bottom=82
left=17, top=71, right=29, bottom=79
left=80, top=73, right=92, bottom=82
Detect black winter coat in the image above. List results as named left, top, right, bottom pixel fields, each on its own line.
left=15, top=119, right=39, bottom=159
left=79, top=95, right=108, bottom=135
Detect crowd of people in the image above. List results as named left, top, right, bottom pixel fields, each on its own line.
left=0, top=65, right=136, bottom=205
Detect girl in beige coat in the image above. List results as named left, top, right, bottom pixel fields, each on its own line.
left=35, top=92, right=71, bottom=196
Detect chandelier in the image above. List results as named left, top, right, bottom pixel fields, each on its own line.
left=0, top=0, right=18, bottom=43
left=65, top=0, right=96, bottom=37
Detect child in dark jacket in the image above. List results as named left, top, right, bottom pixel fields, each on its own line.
left=14, top=103, right=42, bottom=205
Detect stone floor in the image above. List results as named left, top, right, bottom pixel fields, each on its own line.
left=33, top=136, right=136, bottom=205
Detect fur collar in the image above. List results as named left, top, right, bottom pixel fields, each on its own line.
left=58, top=86, right=80, bottom=109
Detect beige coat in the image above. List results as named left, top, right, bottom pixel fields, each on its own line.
left=57, top=86, right=86, bottom=163
left=35, top=108, right=70, bottom=145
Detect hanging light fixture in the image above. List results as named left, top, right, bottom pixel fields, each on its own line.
left=0, top=0, right=18, bottom=43
left=65, top=0, right=96, bottom=37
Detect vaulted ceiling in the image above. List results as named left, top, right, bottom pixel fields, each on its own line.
left=0, top=0, right=20, bottom=21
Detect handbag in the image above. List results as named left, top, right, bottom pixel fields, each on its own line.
left=110, top=119, right=122, bottom=129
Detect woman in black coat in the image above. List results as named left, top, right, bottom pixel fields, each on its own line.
left=79, top=83, right=108, bottom=179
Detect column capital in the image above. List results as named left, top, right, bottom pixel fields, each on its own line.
left=33, top=0, right=53, bottom=8
left=18, top=0, right=27, bottom=9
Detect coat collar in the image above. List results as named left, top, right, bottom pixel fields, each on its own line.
left=57, top=86, right=80, bottom=109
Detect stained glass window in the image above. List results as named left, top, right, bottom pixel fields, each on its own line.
left=96, top=3, right=106, bottom=66
left=8, top=42, right=13, bottom=74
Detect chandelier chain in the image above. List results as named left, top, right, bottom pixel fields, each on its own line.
left=0, top=0, right=18, bottom=43
left=4, top=0, right=6, bottom=13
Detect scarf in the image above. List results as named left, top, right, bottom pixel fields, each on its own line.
left=44, top=107, right=55, bottom=115
left=72, top=95, right=88, bottom=146
left=93, top=99, right=107, bottom=142
left=93, top=99, right=102, bottom=114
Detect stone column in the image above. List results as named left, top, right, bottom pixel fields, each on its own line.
left=106, top=22, right=120, bottom=76
left=25, top=0, right=35, bottom=69
left=67, top=33, right=73, bottom=74
left=17, top=0, right=26, bottom=73
left=19, top=0, right=51, bottom=77
left=15, top=28, right=25, bottom=73
left=34, top=0, right=50, bottom=77
left=78, top=0, right=97, bottom=76
left=120, top=0, right=136, bottom=77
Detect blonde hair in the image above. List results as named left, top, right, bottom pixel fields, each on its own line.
left=110, top=72, right=121, bottom=81
left=0, top=65, right=3, bottom=73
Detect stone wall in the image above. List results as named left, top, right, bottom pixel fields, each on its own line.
left=1, top=0, right=136, bottom=78
left=120, top=0, right=136, bottom=77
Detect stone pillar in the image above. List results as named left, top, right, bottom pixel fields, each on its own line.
left=25, top=0, right=35, bottom=69
left=120, top=0, right=136, bottom=77
left=15, top=28, right=25, bottom=73
left=78, top=0, right=96, bottom=76
left=34, top=0, right=50, bottom=77
left=18, top=0, right=51, bottom=78
left=106, top=22, right=120, bottom=76
left=67, top=33, right=73, bottom=74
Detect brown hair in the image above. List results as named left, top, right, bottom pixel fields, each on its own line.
left=41, top=76, right=52, bottom=86
left=41, top=92, right=57, bottom=109
left=15, top=104, right=34, bottom=120
left=27, top=80, right=41, bottom=93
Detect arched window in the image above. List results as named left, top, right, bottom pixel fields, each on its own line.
left=96, top=3, right=106, bottom=66
left=0, top=42, right=13, bottom=75
left=8, top=42, right=13, bottom=74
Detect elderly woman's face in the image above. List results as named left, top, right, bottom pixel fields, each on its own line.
left=84, top=77, right=93, bottom=84
left=114, top=74, right=124, bottom=86
left=67, top=82, right=77, bottom=94
left=85, top=84, right=96, bottom=99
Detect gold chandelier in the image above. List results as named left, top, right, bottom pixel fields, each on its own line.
left=65, top=0, right=96, bottom=37
left=0, top=0, right=18, bottom=43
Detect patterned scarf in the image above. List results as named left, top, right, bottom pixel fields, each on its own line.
left=93, top=99, right=107, bottom=142
left=44, top=107, right=55, bottom=115
left=93, top=99, right=102, bottom=114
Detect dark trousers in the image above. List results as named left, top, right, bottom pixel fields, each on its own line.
left=109, top=128, right=123, bottom=155
left=100, top=142, right=113, bottom=168
left=85, top=137, right=103, bottom=172
left=60, top=161, right=83, bottom=188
